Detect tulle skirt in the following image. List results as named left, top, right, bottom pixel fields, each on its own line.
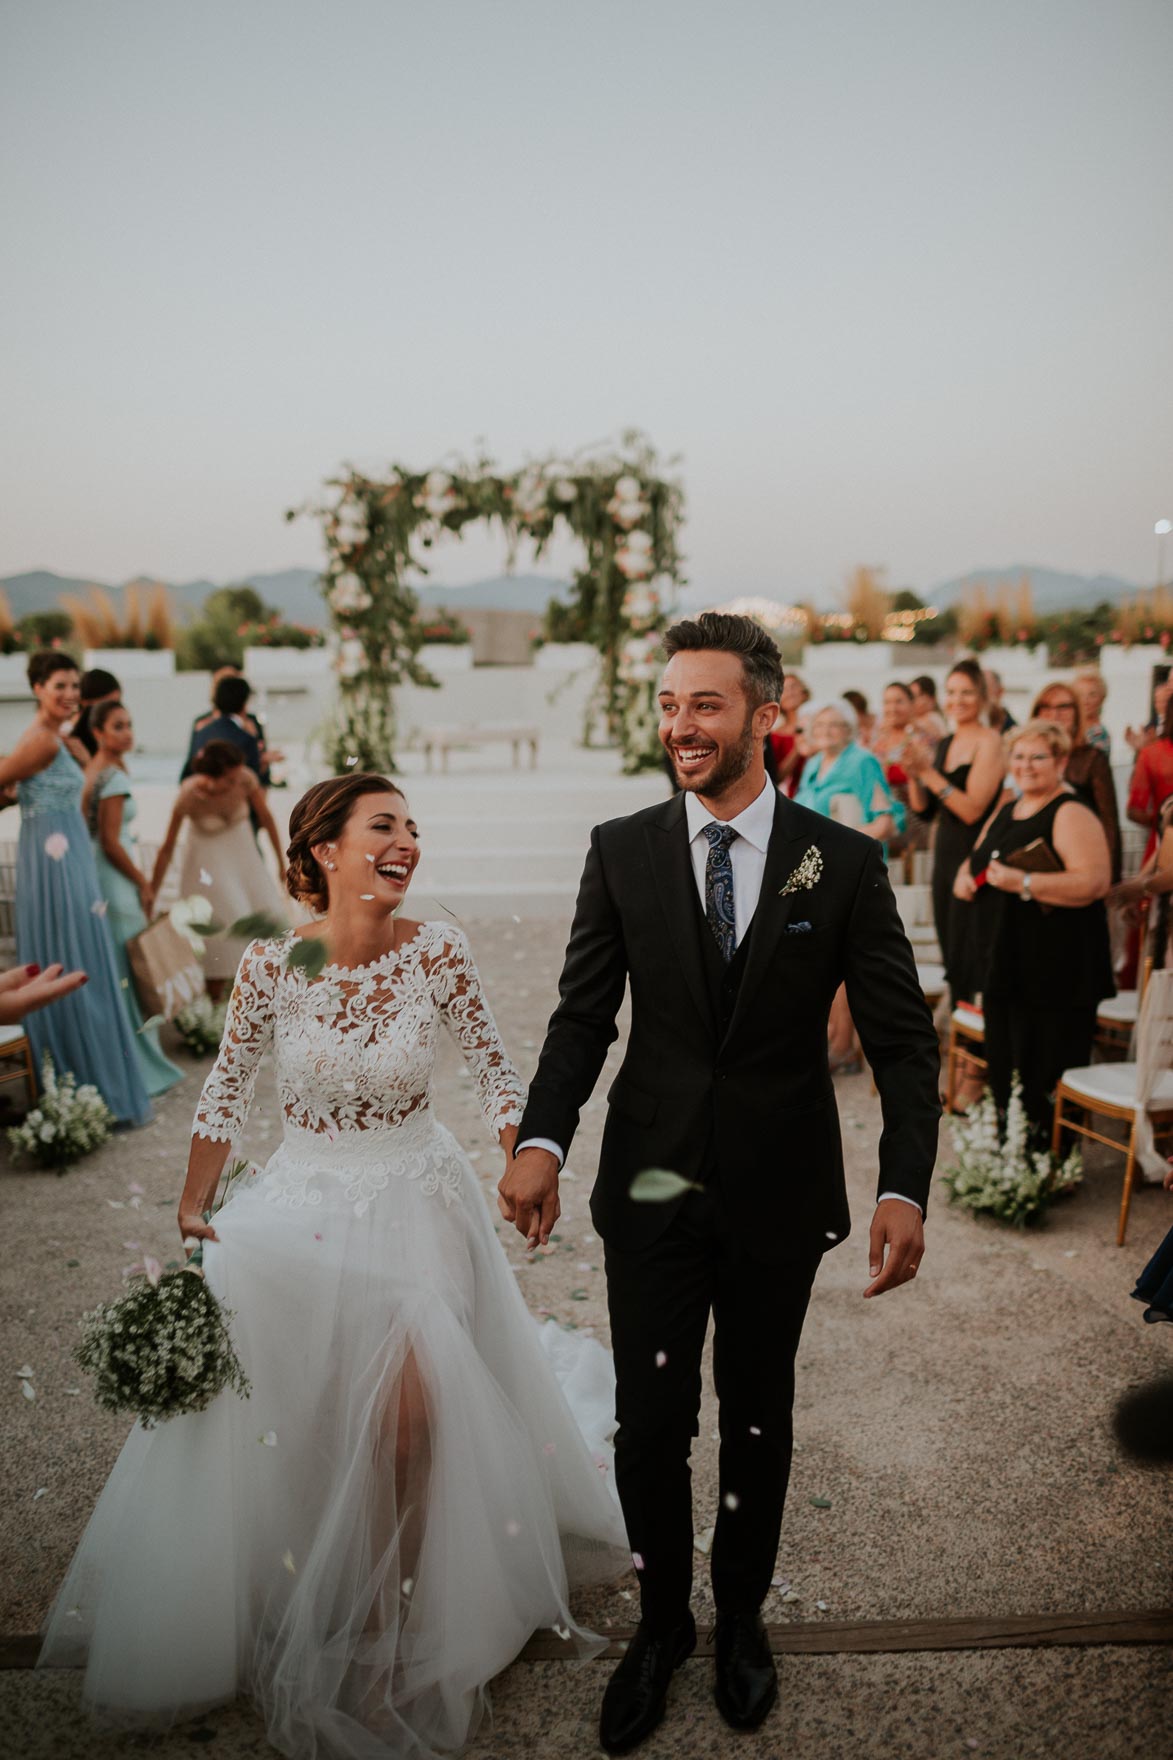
left=39, top=1113, right=630, bottom=1758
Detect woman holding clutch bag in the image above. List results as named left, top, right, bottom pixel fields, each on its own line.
left=954, top=719, right=1113, bottom=1139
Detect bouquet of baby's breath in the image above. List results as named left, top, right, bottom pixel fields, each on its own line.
left=173, top=994, right=228, bottom=1055
left=941, top=1074, right=1082, bottom=1227
left=74, top=1161, right=252, bottom=1427
left=6, top=1053, right=114, bottom=1170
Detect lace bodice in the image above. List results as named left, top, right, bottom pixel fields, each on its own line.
left=193, top=924, right=525, bottom=1147
left=17, top=743, right=84, bottom=817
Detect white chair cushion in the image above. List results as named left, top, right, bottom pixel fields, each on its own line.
left=1097, top=993, right=1138, bottom=1024
left=1059, top=1062, right=1173, bottom=1111
left=0, top=1024, right=29, bottom=1049
left=952, top=1006, right=984, bottom=1033
left=917, top=962, right=946, bottom=994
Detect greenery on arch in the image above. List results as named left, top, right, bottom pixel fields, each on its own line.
left=294, top=432, right=686, bottom=773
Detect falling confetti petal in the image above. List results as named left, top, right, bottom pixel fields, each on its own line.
left=143, top=1257, right=162, bottom=1288
left=282, top=1550, right=296, bottom=1574
left=43, top=832, right=69, bottom=861
left=359, top=894, right=375, bottom=901
left=345, top=756, right=358, bottom=767
left=630, top=1167, right=703, bottom=1204
left=128, top=1182, right=145, bottom=1195
left=749, top=1425, right=762, bottom=1436
left=505, top=1519, right=521, bottom=1538
left=364, top=853, right=375, bottom=863
left=401, top=1577, right=414, bottom=1596
left=724, top=1493, right=740, bottom=1511
left=63, top=1387, right=80, bottom=1396
left=693, top=1526, right=714, bottom=1556
left=825, top=1230, right=838, bottom=1241
left=553, top=1623, right=571, bottom=1641
left=200, top=869, right=213, bottom=886
left=632, top=1552, right=645, bottom=1571
left=260, top=1431, right=278, bottom=1447
left=33, top=1488, right=48, bottom=1501
left=654, top=1350, right=667, bottom=1368
left=815, top=1600, right=828, bottom=1611
left=21, top=1382, right=35, bottom=1401
left=543, top=1442, right=557, bottom=1456
left=16, top=1365, right=33, bottom=1379
left=90, top=899, right=108, bottom=917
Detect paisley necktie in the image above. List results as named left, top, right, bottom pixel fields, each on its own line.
left=703, top=822, right=739, bottom=961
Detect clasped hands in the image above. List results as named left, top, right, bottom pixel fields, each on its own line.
left=497, top=1134, right=924, bottom=1297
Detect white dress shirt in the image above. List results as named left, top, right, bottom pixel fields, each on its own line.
left=518, top=776, right=921, bottom=1214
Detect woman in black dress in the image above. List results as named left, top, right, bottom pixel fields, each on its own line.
left=904, top=661, right=1005, bottom=1099
left=954, top=718, right=1114, bottom=1140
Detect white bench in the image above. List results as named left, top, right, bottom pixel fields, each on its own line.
left=418, top=724, right=540, bottom=774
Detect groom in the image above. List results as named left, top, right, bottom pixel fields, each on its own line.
left=499, top=612, right=939, bottom=1752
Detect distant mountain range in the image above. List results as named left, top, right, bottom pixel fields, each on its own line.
left=0, top=563, right=1144, bottom=626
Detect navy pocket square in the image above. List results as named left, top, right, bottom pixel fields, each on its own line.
left=786, top=921, right=813, bottom=934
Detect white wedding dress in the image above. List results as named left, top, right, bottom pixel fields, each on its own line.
left=40, top=925, right=629, bottom=1758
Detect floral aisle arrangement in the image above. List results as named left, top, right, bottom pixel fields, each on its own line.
left=173, top=994, right=229, bottom=1055
left=293, top=430, right=686, bottom=774
left=941, top=1076, right=1083, bottom=1227
left=6, top=1053, right=114, bottom=1170
left=75, top=1162, right=252, bottom=1428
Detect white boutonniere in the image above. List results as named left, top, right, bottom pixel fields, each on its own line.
left=779, top=845, right=824, bottom=897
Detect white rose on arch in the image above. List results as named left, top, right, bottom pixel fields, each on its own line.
left=337, top=638, right=366, bottom=680
left=330, top=573, right=373, bottom=615
left=623, top=585, right=658, bottom=623
left=608, top=475, right=649, bottom=528
left=513, top=472, right=549, bottom=520
left=552, top=479, right=578, bottom=503
left=615, top=531, right=655, bottom=580
left=414, top=470, right=459, bottom=519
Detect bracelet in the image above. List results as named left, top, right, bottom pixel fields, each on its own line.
left=937, top=783, right=955, bottom=803
left=1020, top=871, right=1033, bottom=903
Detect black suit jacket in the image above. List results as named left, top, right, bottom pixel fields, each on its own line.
left=518, top=790, right=941, bottom=1264
left=180, top=714, right=267, bottom=785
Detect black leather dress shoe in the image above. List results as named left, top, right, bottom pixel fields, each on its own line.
left=713, top=1610, right=777, bottom=1730
left=599, top=1614, right=697, bottom=1754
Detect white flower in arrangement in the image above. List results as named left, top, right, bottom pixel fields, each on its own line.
left=414, top=469, right=460, bottom=520
left=171, top=895, right=217, bottom=955
left=623, top=585, right=659, bottom=624
left=608, top=474, right=650, bottom=529
left=512, top=471, right=550, bottom=520
left=615, top=531, right=655, bottom=581
left=329, top=573, right=372, bottom=615
left=337, top=638, right=365, bottom=680
left=7, top=1053, right=114, bottom=1168
left=332, top=494, right=369, bottom=548
left=552, top=479, right=578, bottom=503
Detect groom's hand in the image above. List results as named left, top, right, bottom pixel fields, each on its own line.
left=863, top=1198, right=925, bottom=1298
left=498, top=1147, right=561, bottom=1250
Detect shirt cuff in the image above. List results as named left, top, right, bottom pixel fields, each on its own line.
left=877, top=1190, right=923, bottom=1215
left=515, top=1137, right=565, bottom=1169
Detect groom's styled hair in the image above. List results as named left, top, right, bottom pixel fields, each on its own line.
left=662, top=612, right=783, bottom=709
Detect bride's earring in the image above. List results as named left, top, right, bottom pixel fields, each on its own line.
left=325, top=860, right=337, bottom=871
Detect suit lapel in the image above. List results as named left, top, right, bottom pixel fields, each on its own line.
left=647, top=794, right=714, bottom=1037
left=723, top=794, right=818, bottom=1044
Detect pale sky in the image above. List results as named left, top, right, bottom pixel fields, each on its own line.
left=2, top=0, right=1171, bottom=603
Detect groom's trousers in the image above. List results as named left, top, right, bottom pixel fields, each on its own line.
left=604, top=1178, right=822, bottom=1633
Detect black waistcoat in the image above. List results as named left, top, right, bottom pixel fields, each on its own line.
left=694, top=894, right=756, bottom=1044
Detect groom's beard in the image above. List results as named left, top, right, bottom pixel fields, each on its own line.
left=670, top=713, right=757, bottom=797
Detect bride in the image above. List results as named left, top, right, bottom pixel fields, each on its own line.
left=40, top=773, right=630, bottom=1758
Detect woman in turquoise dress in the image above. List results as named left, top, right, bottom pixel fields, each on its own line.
left=796, top=698, right=904, bottom=1070
left=83, top=700, right=184, bottom=1098
left=0, top=652, right=151, bottom=1126
left=795, top=698, right=904, bottom=853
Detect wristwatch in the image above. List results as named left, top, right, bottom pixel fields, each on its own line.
left=1020, top=871, right=1033, bottom=903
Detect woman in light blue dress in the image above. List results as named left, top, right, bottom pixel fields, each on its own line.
left=0, top=652, right=151, bottom=1126
left=795, top=697, right=904, bottom=854
left=796, top=697, right=904, bottom=1071
left=83, top=700, right=184, bottom=1098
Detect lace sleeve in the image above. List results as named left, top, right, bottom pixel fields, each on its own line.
left=434, top=927, right=526, bottom=1138
left=191, top=938, right=279, bottom=1144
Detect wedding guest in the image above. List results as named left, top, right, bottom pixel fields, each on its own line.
left=181, top=673, right=269, bottom=785
left=768, top=670, right=809, bottom=796
left=72, top=668, right=121, bottom=758
left=904, top=660, right=1005, bottom=1104
left=796, top=698, right=903, bottom=1070
left=1125, top=676, right=1173, bottom=755
left=869, top=682, right=929, bottom=857
left=152, top=741, right=289, bottom=998
left=84, top=701, right=184, bottom=1098
left=956, top=719, right=1113, bottom=1140
left=1126, top=693, right=1173, bottom=865
left=1072, top=670, right=1111, bottom=758
left=1031, top=682, right=1121, bottom=881
left=909, top=674, right=948, bottom=742
left=1110, top=793, right=1173, bottom=971
left=841, top=689, right=875, bottom=748
left=982, top=669, right=1017, bottom=735
left=0, top=961, right=89, bottom=1024
left=0, top=652, right=150, bottom=1124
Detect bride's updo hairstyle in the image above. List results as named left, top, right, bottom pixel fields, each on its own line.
left=286, top=772, right=404, bottom=914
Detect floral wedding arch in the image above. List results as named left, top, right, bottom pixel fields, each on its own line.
left=294, top=432, right=686, bottom=774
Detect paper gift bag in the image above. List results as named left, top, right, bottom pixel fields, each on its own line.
left=126, top=916, right=206, bottom=1020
